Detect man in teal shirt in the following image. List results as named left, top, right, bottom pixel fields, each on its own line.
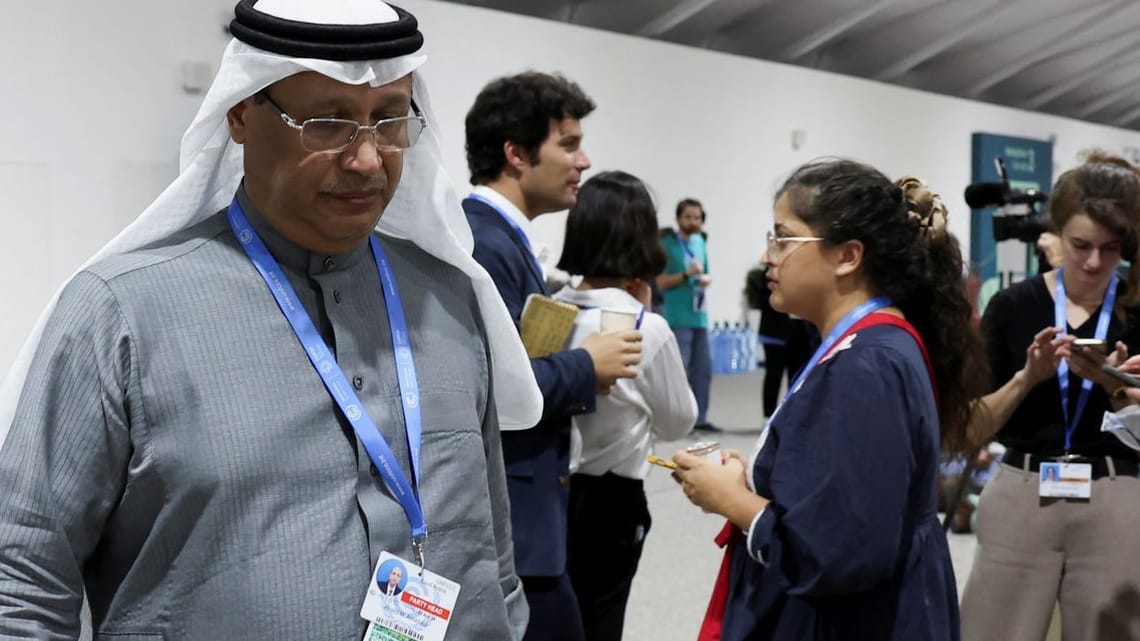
left=657, top=198, right=716, bottom=432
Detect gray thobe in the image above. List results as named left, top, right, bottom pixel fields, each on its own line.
left=0, top=191, right=525, bottom=640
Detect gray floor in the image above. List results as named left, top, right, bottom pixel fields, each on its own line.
left=623, top=370, right=979, bottom=641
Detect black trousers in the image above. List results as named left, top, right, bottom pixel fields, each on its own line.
left=762, top=319, right=816, bottom=416
left=521, top=573, right=586, bottom=641
left=566, top=473, right=651, bottom=641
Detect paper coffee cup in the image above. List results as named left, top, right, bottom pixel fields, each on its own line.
left=599, top=308, right=639, bottom=332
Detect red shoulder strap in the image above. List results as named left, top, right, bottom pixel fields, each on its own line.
left=837, top=312, right=939, bottom=408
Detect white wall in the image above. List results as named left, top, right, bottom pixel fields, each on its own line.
left=0, top=1, right=232, bottom=375
left=5, top=0, right=1140, bottom=375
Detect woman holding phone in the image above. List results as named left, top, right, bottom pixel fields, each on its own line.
left=674, top=159, right=987, bottom=640
left=960, top=152, right=1140, bottom=641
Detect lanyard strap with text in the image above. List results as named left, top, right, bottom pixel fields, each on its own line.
left=468, top=192, right=545, bottom=280
left=786, top=296, right=891, bottom=400
left=1055, top=267, right=1117, bottom=452
left=672, top=229, right=699, bottom=262
left=227, top=199, right=428, bottom=566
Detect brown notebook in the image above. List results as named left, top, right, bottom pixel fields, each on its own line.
left=519, top=294, right=580, bottom=358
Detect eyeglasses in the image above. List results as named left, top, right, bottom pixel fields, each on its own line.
left=257, top=91, right=427, bottom=153
left=766, top=230, right=825, bottom=262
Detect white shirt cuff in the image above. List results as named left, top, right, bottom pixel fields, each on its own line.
left=745, top=507, right=768, bottom=565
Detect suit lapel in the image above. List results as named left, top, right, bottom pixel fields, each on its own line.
left=467, top=198, right=548, bottom=294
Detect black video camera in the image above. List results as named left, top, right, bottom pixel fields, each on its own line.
left=964, top=157, right=1050, bottom=243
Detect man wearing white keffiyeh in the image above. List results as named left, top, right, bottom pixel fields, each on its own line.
left=0, top=1, right=539, bottom=639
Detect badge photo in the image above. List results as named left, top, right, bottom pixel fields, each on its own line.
left=360, top=551, right=461, bottom=641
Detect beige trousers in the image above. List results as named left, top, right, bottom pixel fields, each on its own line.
left=960, top=459, right=1140, bottom=641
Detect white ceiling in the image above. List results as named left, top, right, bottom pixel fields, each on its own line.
left=437, top=0, right=1140, bottom=131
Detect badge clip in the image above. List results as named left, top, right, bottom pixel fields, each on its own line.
left=412, top=535, right=426, bottom=574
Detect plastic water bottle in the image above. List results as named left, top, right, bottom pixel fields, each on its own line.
left=715, top=322, right=731, bottom=375
left=709, top=322, right=724, bottom=374
left=730, top=322, right=744, bottom=373
left=743, top=321, right=758, bottom=372
left=737, top=322, right=749, bottom=373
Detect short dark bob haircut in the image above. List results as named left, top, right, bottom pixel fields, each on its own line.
left=557, top=170, right=667, bottom=281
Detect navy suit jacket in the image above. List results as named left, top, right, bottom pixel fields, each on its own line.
left=464, top=196, right=596, bottom=577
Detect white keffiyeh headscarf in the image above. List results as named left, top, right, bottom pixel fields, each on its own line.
left=0, top=0, right=542, bottom=452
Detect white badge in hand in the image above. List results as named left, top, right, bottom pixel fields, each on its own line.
left=1038, top=462, right=1092, bottom=499
left=361, top=551, right=461, bottom=641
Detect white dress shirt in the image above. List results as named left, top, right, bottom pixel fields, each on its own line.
left=553, top=286, right=698, bottom=479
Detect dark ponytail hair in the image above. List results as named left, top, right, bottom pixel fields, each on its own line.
left=776, top=159, right=988, bottom=455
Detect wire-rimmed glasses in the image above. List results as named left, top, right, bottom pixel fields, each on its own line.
left=258, top=91, right=427, bottom=153
left=766, top=230, right=825, bottom=262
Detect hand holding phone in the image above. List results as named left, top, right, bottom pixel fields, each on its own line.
left=1073, top=338, right=1108, bottom=353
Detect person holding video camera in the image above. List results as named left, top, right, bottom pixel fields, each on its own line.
left=960, top=151, right=1140, bottom=641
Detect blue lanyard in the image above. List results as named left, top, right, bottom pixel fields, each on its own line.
left=468, top=192, right=545, bottom=280
left=1055, top=267, right=1117, bottom=452
left=786, top=296, right=891, bottom=400
left=227, top=199, right=428, bottom=566
left=672, top=230, right=699, bottom=261
left=671, top=232, right=705, bottom=293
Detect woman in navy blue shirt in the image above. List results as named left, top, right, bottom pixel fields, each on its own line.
left=674, top=160, right=987, bottom=641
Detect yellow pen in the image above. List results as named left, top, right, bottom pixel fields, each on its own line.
left=646, top=454, right=678, bottom=470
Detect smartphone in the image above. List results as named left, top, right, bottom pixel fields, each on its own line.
left=1073, top=338, right=1108, bottom=353
left=1102, top=363, right=1140, bottom=388
left=646, top=455, right=677, bottom=470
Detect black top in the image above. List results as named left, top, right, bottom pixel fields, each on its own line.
left=982, top=275, right=1140, bottom=459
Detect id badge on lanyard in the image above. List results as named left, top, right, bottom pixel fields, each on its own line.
left=1038, top=461, right=1093, bottom=499
left=1043, top=268, right=1117, bottom=499
left=227, top=200, right=464, bottom=639
left=361, top=552, right=461, bottom=641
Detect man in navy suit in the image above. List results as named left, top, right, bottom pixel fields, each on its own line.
left=463, top=72, right=643, bottom=641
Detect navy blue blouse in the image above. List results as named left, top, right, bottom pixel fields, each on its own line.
left=721, top=324, right=959, bottom=641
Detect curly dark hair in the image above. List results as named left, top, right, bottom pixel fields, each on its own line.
left=557, top=170, right=667, bottom=281
left=464, top=71, right=595, bottom=185
left=776, top=159, right=988, bottom=456
left=1048, top=150, right=1140, bottom=314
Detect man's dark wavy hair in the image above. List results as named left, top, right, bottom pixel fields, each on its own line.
left=465, top=71, right=595, bottom=185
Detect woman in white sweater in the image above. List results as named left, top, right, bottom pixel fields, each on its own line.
left=554, top=170, right=698, bottom=641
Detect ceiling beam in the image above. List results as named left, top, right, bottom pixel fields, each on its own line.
left=874, top=0, right=1007, bottom=81
left=1075, top=67, right=1140, bottom=119
left=779, top=0, right=898, bottom=62
left=1023, top=35, right=1140, bottom=110
left=635, top=0, right=726, bottom=37
left=965, top=0, right=1130, bottom=97
left=1111, top=100, right=1140, bottom=129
